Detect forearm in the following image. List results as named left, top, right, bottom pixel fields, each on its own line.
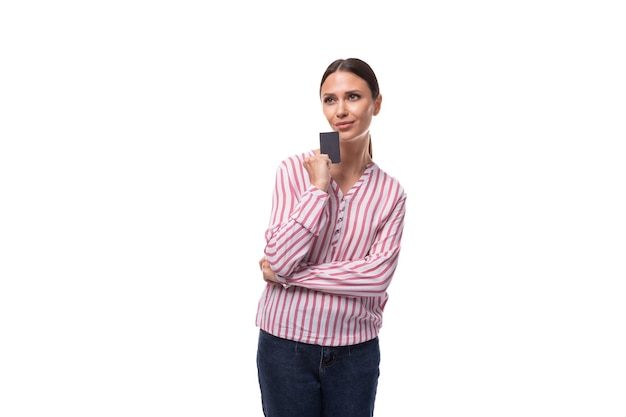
left=284, top=248, right=402, bottom=297
left=264, top=186, right=329, bottom=277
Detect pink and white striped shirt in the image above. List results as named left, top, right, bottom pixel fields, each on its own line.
left=256, top=150, right=407, bottom=347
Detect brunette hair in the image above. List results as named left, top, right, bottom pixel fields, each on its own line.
left=320, top=58, right=379, bottom=158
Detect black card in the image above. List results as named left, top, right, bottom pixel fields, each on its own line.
left=320, top=131, right=341, bottom=163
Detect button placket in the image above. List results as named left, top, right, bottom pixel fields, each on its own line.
left=332, top=198, right=347, bottom=240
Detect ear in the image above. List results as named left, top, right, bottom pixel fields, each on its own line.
left=373, top=94, right=382, bottom=115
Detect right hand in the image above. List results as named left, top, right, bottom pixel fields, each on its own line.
left=304, top=153, right=332, bottom=192
left=259, top=256, right=279, bottom=285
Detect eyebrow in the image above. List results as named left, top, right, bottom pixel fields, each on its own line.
left=322, top=89, right=364, bottom=98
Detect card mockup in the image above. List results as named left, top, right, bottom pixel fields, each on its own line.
left=320, top=131, right=341, bottom=163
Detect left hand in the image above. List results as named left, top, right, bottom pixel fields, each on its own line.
left=259, top=256, right=279, bottom=284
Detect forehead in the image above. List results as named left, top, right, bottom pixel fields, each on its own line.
left=320, top=71, right=370, bottom=95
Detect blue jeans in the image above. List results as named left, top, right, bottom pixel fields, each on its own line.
left=257, top=330, right=380, bottom=417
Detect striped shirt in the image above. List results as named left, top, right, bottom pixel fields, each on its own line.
left=256, top=150, right=407, bottom=347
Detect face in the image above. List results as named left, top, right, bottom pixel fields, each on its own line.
left=320, top=70, right=382, bottom=144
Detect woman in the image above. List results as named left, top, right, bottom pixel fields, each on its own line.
left=256, top=57, right=407, bottom=417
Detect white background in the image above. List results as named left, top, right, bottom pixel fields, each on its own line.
left=1, top=1, right=625, bottom=416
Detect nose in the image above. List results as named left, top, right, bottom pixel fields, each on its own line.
left=336, top=100, right=348, bottom=118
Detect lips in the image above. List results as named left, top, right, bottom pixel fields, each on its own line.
left=335, top=122, right=353, bottom=130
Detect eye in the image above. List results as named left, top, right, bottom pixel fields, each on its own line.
left=323, top=96, right=336, bottom=104
left=348, top=93, right=361, bottom=101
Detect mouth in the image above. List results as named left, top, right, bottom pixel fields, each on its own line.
left=335, top=121, right=353, bottom=130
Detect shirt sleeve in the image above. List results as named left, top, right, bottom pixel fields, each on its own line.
left=284, top=192, right=407, bottom=298
left=263, top=162, right=330, bottom=278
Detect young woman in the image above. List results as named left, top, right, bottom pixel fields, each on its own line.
left=256, top=58, right=407, bottom=417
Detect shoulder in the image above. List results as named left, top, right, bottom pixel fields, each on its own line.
left=369, top=164, right=406, bottom=197
left=370, top=163, right=407, bottom=202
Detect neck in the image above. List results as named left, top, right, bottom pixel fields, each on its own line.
left=332, top=148, right=372, bottom=178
